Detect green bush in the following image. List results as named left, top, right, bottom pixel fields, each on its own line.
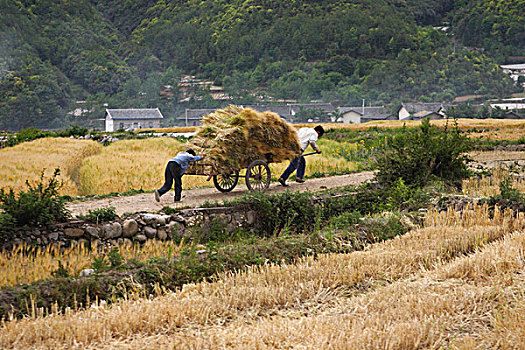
left=229, top=191, right=317, bottom=236
left=375, top=118, right=472, bottom=188
left=55, top=125, right=89, bottom=137
left=5, top=128, right=50, bottom=147
left=0, top=213, right=16, bottom=242
left=0, top=169, right=70, bottom=227
left=481, top=177, right=525, bottom=212
left=77, top=206, right=117, bottom=223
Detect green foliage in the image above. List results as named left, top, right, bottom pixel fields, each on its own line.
left=90, top=246, right=124, bottom=272
left=51, top=261, right=70, bottom=278
left=230, top=191, right=317, bottom=237
left=326, top=211, right=361, bottom=230
left=293, top=108, right=331, bottom=123
left=77, top=207, right=117, bottom=223
left=107, top=247, right=123, bottom=268
left=0, top=213, right=16, bottom=242
left=0, top=169, right=70, bottom=227
left=5, top=128, right=51, bottom=147
left=90, top=255, right=109, bottom=272
left=55, top=125, right=89, bottom=137
left=1, top=0, right=522, bottom=130
left=481, top=176, right=525, bottom=212
left=451, top=0, right=525, bottom=59
left=376, top=119, right=472, bottom=188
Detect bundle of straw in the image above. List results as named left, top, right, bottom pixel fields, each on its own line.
left=188, top=105, right=301, bottom=174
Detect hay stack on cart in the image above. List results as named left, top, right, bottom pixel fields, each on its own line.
left=186, top=105, right=301, bottom=192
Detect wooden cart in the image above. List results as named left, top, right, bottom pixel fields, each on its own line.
left=186, top=158, right=272, bottom=192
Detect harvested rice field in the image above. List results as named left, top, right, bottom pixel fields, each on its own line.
left=0, top=138, right=101, bottom=196
left=0, top=136, right=357, bottom=196
left=1, top=205, right=524, bottom=349
left=2, top=113, right=525, bottom=349
left=309, top=118, right=525, bottom=139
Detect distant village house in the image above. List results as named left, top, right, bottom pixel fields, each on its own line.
left=105, top=108, right=164, bottom=132
left=337, top=106, right=394, bottom=123
left=500, top=63, right=525, bottom=87
left=397, top=103, right=452, bottom=120
left=178, top=103, right=336, bottom=126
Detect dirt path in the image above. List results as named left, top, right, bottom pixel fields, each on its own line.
left=68, top=171, right=376, bottom=216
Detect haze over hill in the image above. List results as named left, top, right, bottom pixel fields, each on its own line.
left=0, top=0, right=523, bottom=130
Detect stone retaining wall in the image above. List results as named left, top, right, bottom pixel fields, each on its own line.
left=3, top=206, right=257, bottom=250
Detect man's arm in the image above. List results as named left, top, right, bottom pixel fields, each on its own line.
left=190, top=155, right=204, bottom=162
left=308, top=140, right=321, bottom=153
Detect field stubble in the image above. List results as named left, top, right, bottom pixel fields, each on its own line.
left=0, top=138, right=101, bottom=196
left=1, top=204, right=523, bottom=349
left=0, top=240, right=183, bottom=288
left=75, top=138, right=357, bottom=195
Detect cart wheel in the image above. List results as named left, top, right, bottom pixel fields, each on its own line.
left=245, top=160, right=271, bottom=191
left=213, top=170, right=239, bottom=192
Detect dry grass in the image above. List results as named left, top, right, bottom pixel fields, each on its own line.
left=78, top=137, right=357, bottom=195
left=0, top=138, right=101, bottom=196
left=1, top=204, right=522, bottom=349
left=0, top=137, right=356, bottom=197
left=152, top=232, right=525, bottom=350
left=470, top=150, right=525, bottom=162
left=77, top=137, right=212, bottom=195
left=188, top=106, right=301, bottom=174
left=463, top=167, right=525, bottom=197
left=300, top=119, right=525, bottom=140
left=0, top=240, right=183, bottom=288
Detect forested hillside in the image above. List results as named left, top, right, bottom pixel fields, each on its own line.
left=0, top=0, right=523, bottom=130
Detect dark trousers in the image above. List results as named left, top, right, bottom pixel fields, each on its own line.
left=158, top=161, right=183, bottom=201
left=280, top=156, right=305, bottom=181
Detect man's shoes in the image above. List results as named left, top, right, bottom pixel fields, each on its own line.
left=278, top=178, right=288, bottom=187
left=296, top=178, right=305, bottom=183
left=154, top=190, right=160, bottom=202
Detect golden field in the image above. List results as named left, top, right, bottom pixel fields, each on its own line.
left=300, top=118, right=525, bottom=140
left=1, top=205, right=524, bottom=349
left=463, top=167, right=525, bottom=197
left=0, top=240, right=183, bottom=288
left=1, top=124, right=522, bottom=197
left=0, top=137, right=357, bottom=196
left=0, top=138, right=101, bottom=196
left=1, top=121, right=525, bottom=348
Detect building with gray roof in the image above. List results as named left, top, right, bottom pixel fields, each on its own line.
left=105, top=108, right=164, bottom=131
left=338, top=106, right=394, bottom=123
left=397, top=103, right=454, bottom=120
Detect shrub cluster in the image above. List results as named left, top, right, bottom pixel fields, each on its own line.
left=4, top=126, right=89, bottom=147
left=0, top=169, right=70, bottom=228
left=480, top=177, right=525, bottom=212
left=375, top=118, right=472, bottom=188
left=228, top=191, right=317, bottom=236
left=77, top=207, right=118, bottom=224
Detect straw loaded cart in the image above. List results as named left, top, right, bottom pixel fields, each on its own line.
left=185, top=155, right=274, bottom=192
left=185, top=105, right=302, bottom=193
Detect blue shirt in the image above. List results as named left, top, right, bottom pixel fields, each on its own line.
left=170, top=152, right=203, bottom=174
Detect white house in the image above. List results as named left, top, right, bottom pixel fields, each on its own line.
left=488, top=98, right=525, bottom=111
left=397, top=103, right=453, bottom=120
left=105, top=108, right=164, bottom=132
left=501, top=63, right=525, bottom=87
left=338, top=106, right=393, bottom=123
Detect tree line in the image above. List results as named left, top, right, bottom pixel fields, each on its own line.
left=0, top=0, right=522, bottom=130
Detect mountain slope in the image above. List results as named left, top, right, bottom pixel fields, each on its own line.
left=0, top=0, right=522, bottom=130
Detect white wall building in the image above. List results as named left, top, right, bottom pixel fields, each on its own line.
left=104, top=108, right=163, bottom=132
